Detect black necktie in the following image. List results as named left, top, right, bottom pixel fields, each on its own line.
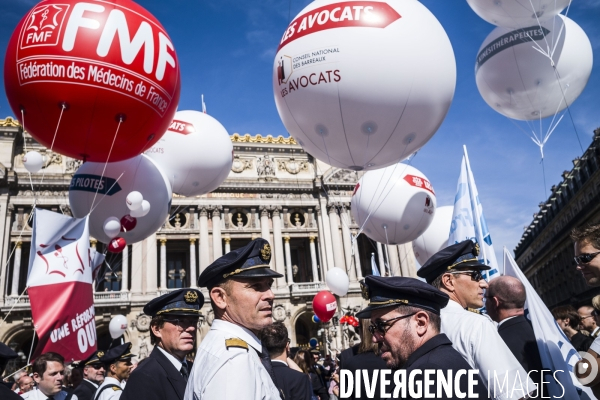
left=258, top=348, right=276, bottom=384
left=180, top=363, right=189, bottom=382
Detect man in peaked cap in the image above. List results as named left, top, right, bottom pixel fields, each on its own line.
left=72, top=350, right=105, bottom=400
left=0, top=342, right=22, bottom=400
left=418, top=240, right=535, bottom=399
left=356, top=276, right=490, bottom=399
left=94, top=343, right=134, bottom=400
left=121, top=289, right=203, bottom=400
left=184, top=238, right=283, bottom=400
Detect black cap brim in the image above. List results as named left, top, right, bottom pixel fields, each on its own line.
left=233, top=266, right=284, bottom=279
left=356, top=303, right=398, bottom=319
left=160, top=310, right=202, bottom=317
left=454, top=261, right=491, bottom=271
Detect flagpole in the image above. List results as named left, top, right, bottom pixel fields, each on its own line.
left=462, top=145, right=489, bottom=268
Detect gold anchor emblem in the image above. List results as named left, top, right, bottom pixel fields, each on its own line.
left=184, top=291, right=198, bottom=304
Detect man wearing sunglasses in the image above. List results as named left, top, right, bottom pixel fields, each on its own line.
left=356, top=275, right=490, bottom=399
left=72, top=351, right=106, bottom=400
left=121, top=288, right=204, bottom=400
left=418, top=240, right=535, bottom=399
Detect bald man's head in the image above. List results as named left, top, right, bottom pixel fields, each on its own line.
left=487, top=276, right=526, bottom=310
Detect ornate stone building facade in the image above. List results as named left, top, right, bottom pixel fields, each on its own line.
left=0, top=117, right=416, bottom=367
left=514, top=128, right=600, bottom=309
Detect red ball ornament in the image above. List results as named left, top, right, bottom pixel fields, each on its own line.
left=120, top=215, right=137, bottom=232
left=312, top=291, right=337, bottom=323
left=107, top=237, right=126, bottom=253
left=4, top=0, right=180, bottom=162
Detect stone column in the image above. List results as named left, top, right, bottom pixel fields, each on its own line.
left=121, top=245, right=129, bottom=292
left=199, top=207, right=210, bottom=272
left=328, top=205, right=345, bottom=269
left=340, top=206, right=355, bottom=281
left=189, top=238, right=197, bottom=288
left=260, top=207, right=270, bottom=241
left=160, top=238, right=167, bottom=289
left=283, top=235, right=293, bottom=284
left=145, top=233, right=158, bottom=294
left=131, top=241, right=143, bottom=293
left=212, top=208, right=223, bottom=259
left=10, top=241, right=22, bottom=296
left=0, top=199, right=9, bottom=302
left=309, top=236, right=319, bottom=282
left=271, top=207, right=287, bottom=288
left=315, top=204, right=330, bottom=274
left=376, top=242, right=386, bottom=276
left=387, top=244, right=401, bottom=276
left=352, top=231, right=363, bottom=279
left=398, top=243, right=418, bottom=278
left=224, top=236, right=231, bottom=254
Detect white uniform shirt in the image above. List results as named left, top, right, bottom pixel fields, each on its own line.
left=21, top=388, right=72, bottom=400
left=184, top=319, right=281, bottom=400
left=441, top=300, right=536, bottom=400
left=94, top=376, right=124, bottom=400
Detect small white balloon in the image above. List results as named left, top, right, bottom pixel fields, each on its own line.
left=326, top=267, right=350, bottom=297
left=126, top=191, right=144, bottom=211
left=412, top=206, right=453, bottom=266
left=103, top=216, right=121, bottom=239
left=466, top=0, right=570, bottom=29
left=23, top=151, right=44, bottom=173
left=108, top=315, right=128, bottom=339
left=130, top=200, right=150, bottom=218
left=351, top=164, right=436, bottom=245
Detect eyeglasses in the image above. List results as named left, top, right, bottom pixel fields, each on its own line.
left=574, top=251, right=600, bottom=265
left=368, top=313, right=417, bottom=336
left=449, top=270, right=485, bottom=282
left=163, top=317, right=199, bottom=330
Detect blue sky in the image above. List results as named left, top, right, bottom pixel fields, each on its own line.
left=1, top=0, right=599, bottom=261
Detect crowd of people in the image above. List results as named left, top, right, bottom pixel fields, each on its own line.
left=3, top=224, right=600, bottom=400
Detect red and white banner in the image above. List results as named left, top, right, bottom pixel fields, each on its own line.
left=27, top=209, right=103, bottom=361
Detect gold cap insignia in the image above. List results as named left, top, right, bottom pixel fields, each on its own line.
left=359, top=280, right=370, bottom=301
left=184, top=291, right=198, bottom=304
left=97, top=351, right=104, bottom=358
left=260, top=243, right=271, bottom=261
left=473, top=242, right=480, bottom=257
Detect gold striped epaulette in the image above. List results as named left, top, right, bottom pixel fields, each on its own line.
left=225, top=338, right=249, bottom=351
left=467, top=307, right=482, bottom=315
left=112, top=387, right=122, bottom=391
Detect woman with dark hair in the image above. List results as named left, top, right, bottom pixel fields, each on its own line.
left=338, top=319, right=389, bottom=400
left=294, top=350, right=328, bottom=400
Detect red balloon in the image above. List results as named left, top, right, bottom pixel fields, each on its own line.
left=107, top=237, right=126, bottom=253
left=312, top=291, right=337, bottom=323
left=120, top=215, right=137, bottom=232
left=4, top=0, right=180, bottom=162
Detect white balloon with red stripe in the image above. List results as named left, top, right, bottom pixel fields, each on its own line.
left=145, top=110, right=233, bottom=197
left=351, top=164, right=436, bottom=245
left=273, top=0, right=456, bottom=171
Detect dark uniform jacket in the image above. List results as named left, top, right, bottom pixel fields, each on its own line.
left=0, top=384, right=22, bottom=400
left=571, top=331, right=595, bottom=352
left=405, top=334, right=491, bottom=400
left=498, top=316, right=545, bottom=393
left=271, top=360, right=312, bottom=400
left=121, top=347, right=187, bottom=400
left=71, top=379, right=98, bottom=400
left=339, top=345, right=390, bottom=400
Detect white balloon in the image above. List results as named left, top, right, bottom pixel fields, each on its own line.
left=126, top=191, right=143, bottom=211
left=103, top=217, right=122, bottom=239
left=466, top=0, right=570, bottom=28
left=146, top=110, right=233, bottom=196
left=23, top=151, right=44, bottom=173
left=109, top=315, right=128, bottom=339
left=412, top=206, right=453, bottom=266
left=476, top=15, right=593, bottom=121
left=273, top=0, right=456, bottom=171
left=130, top=200, right=151, bottom=218
left=351, top=164, right=436, bottom=244
left=326, top=267, right=350, bottom=296
left=69, top=155, right=172, bottom=244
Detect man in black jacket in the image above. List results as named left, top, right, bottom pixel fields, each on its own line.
left=486, top=276, right=545, bottom=394
left=355, top=276, right=490, bottom=400
left=0, top=342, right=21, bottom=400
left=261, top=322, right=311, bottom=400
left=72, top=351, right=105, bottom=400
left=121, top=288, right=204, bottom=400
